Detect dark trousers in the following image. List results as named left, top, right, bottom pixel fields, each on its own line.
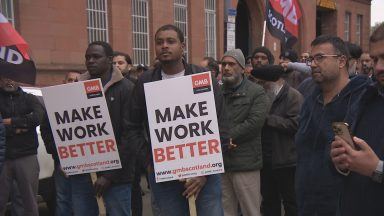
left=131, top=159, right=143, bottom=216
left=261, top=166, right=297, bottom=216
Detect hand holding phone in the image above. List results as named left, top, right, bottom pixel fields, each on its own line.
left=332, top=122, right=356, bottom=149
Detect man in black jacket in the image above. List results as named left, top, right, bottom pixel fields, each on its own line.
left=0, top=76, right=44, bottom=216
left=41, top=42, right=135, bottom=216
left=128, top=24, right=229, bottom=216
left=80, top=41, right=135, bottom=216
left=252, top=65, right=303, bottom=216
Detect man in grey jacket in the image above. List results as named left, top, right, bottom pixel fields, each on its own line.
left=221, top=49, right=269, bottom=216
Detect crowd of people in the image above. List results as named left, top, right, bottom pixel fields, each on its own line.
left=0, top=22, right=383, bottom=216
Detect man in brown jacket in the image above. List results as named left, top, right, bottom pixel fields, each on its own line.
left=252, top=65, right=303, bottom=216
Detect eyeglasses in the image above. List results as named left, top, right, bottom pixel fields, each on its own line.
left=306, top=54, right=341, bottom=66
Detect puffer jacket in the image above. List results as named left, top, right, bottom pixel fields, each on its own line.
left=78, top=67, right=136, bottom=184
left=0, top=114, right=5, bottom=173
left=222, top=77, right=269, bottom=172
left=295, top=75, right=370, bottom=216
left=262, top=82, right=303, bottom=169
left=0, top=88, right=44, bottom=159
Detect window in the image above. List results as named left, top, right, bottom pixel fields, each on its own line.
left=174, top=0, right=188, bottom=61
left=0, top=0, right=14, bottom=26
left=344, top=12, right=351, bottom=42
left=356, top=15, right=362, bottom=45
left=86, top=0, right=109, bottom=43
left=132, top=0, right=150, bottom=65
left=205, top=0, right=216, bottom=59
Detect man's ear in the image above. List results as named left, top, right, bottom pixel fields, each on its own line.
left=339, top=55, right=348, bottom=69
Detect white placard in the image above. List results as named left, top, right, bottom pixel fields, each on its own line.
left=42, top=79, right=121, bottom=175
left=145, top=72, right=224, bottom=183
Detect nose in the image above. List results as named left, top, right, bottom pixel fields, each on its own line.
left=161, top=41, right=169, bottom=49
left=87, top=57, right=95, bottom=63
left=308, top=58, right=317, bottom=68
left=223, top=64, right=232, bottom=71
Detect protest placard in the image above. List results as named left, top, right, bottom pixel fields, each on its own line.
left=144, top=72, right=224, bottom=183
left=42, top=79, right=121, bottom=175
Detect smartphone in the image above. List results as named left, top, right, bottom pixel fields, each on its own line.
left=332, top=122, right=356, bottom=149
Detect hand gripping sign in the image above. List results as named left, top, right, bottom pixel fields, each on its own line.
left=42, top=79, right=121, bottom=176
left=144, top=72, right=225, bottom=183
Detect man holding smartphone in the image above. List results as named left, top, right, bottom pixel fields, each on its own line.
left=331, top=23, right=384, bottom=215
left=294, top=35, right=370, bottom=216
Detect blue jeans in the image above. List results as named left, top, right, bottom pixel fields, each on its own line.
left=103, top=183, right=132, bottom=216
left=60, top=173, right=131, bottom=216
left=149, top=172, right=223, bottom=216
left=71, top=174, right=99, bottom=216
left=53, top=166, right=72, bottom=216
left=54, top=167, right=72, bottom=216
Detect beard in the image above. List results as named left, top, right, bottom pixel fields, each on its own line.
left=222, top=73, right=242, bottom=87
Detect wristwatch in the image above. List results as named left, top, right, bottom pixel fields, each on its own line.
left=371, top=160, right=383, bottom=183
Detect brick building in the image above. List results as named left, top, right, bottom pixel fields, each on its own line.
left=0, top=0, right=371, bottom=86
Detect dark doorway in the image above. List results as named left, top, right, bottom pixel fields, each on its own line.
left=236, top=0, right=250, bottom=57
left=316, top=11, right=322, bottom=37
left=316, top=8, right=337, bottom=37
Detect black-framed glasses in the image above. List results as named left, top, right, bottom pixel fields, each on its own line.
left=306, top=54, right=341, bottom=66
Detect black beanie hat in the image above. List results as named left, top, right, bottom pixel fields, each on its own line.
left=251, top=47, right=275, bottom=64
left=251, top=65, right=284, bottom=82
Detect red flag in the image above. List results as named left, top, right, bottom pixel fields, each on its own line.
left=266, top=0, right=302, bottom=48
left=0, top=12, right=36, bottom=85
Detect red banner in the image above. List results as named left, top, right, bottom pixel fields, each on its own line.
left=0, top=12, right=36, bottom=85
left=266, top=0, right=302, bottom=48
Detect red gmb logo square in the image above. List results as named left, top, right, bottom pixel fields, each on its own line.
left=192, top=73, right=211, bottom=89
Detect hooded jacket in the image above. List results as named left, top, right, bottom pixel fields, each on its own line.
left=78, top=67, right=135, bottom=184
left=339, top=83, right=384, bottom=216
left=295, top=75, right=369, bottom=216
left=127, top=63, right=230, bottom=167
left=0, top=87, right=44, bottom=160
left=0, top=114, right=5, bottom=173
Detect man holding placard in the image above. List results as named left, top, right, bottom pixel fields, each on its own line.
left=42, top=41, right=135, bottom=216
left=128, top=24, right=229, bottom=216
left=79, top=41, right=135, bottom=216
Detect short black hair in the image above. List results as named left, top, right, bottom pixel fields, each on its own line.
left=310, top=35, right=349, bottom=58
left=88, top=41, right=113, bottom=57
left=113, top=51, right=133, bottom=64
left=155, top=24, right=185, bottom=43
left=345, top=42, right=362, bottom=60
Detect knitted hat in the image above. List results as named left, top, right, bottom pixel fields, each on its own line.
left=222, top=49, right=245, bottom=69
left=279, top=50, right=298, bottom=62
left=251, top=47, right=275, bottom=64
left=251, top=65, right=284, bottom=82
